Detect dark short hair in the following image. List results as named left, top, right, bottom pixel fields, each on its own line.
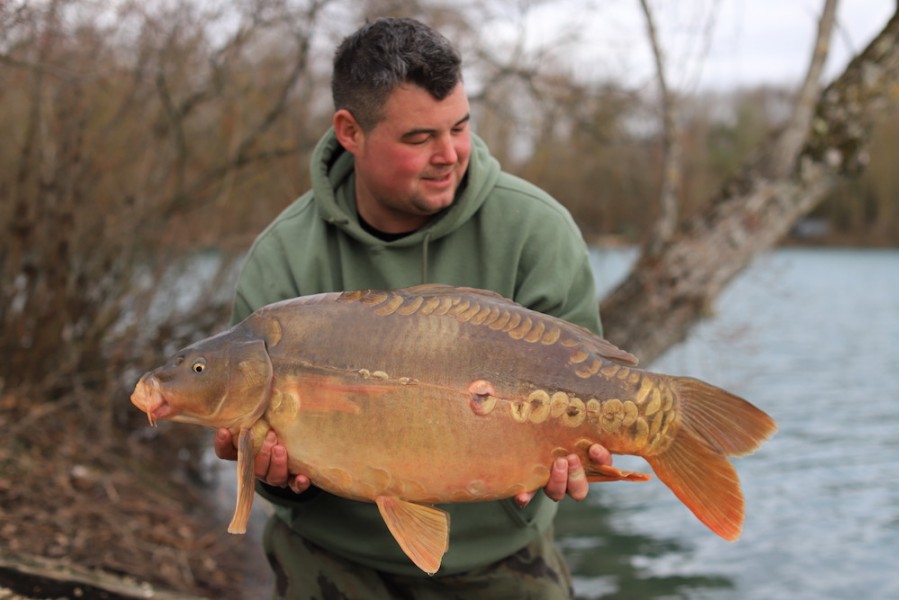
left=332, top=17, right=463, bottom=131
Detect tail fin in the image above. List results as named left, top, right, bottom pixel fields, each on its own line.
left=645, top=377, right=776, bottom=541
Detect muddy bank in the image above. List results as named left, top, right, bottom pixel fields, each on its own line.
left=0, top=390, right=271, bottom=599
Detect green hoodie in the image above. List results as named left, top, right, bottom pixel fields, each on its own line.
left=232, top=128, right=602, bottom=576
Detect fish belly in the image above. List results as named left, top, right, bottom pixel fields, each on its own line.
left=265, top=375, right=604, bottom=504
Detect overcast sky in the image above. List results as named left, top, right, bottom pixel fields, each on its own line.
left=511, top=0, right=894, bottom=91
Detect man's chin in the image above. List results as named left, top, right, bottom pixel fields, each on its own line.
left=411, top=191, right=456, bottom=215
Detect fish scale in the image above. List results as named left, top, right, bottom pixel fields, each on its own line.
left=341, top=287, right=680, bottom=456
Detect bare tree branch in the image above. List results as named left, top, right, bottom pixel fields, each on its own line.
left=760, top=0, right=839, bottom=178
left=639, top=0, right=682, bottom=258
left=601, top=1, right=899, bottom=365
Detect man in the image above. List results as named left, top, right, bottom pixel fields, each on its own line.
left=215, top=17, right=612, bottom=599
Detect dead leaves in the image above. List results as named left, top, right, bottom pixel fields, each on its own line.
left=1, top=391, right=258, bottom=598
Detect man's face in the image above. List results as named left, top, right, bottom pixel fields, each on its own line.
left=347, top=82, right=472, bottom=233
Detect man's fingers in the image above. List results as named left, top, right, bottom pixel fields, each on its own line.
left=588, top=443, right=612, bottom=466
left=254, top=430, right=277, bottom=479
left=265, top=444, right=289, bottom=487
left=515, top=490, right=536, bottom=508
left=522, top=446, right=612, bottom=507
left=216, top=428, right=298, bottom=489
left=214, top=428, right=237, bottom=461
left=566, top=454, right=589, bottom=501
left=543, top=457, right=570, bottom=502
left=288, top=474, right=311, bottom=495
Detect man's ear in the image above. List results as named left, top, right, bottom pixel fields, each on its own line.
left=333, top=109, right=363, bottom=155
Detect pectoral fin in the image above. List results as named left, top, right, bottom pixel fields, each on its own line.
left=375, top=496, right=449, bottom=575
left=227, top=426, right=256, bottom=534
left=585, top=463, right=652, bottom=483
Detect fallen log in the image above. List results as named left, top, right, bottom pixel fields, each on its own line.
left=0, top=552, right=205, bottom=600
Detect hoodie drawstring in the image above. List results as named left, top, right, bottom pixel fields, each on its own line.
left=421, top=231, right=432, bottom=283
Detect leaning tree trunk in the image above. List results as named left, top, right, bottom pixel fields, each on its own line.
left=600, top=7, right=899, bottom=365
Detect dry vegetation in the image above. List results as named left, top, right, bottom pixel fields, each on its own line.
left=0, top=391, right=263, bottom=598
left=1, top=1, right=319, bottom=595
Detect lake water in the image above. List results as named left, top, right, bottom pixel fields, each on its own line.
left=560, top=247, right=899, bottom=599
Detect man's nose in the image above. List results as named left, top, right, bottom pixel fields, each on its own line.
left=432, top=134, right=458, bottom=164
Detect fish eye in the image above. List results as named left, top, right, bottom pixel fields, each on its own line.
left=192, top=358, right=207, bottom=374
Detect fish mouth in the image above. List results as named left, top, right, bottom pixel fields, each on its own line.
left=130, top=374, right=174, bottom=426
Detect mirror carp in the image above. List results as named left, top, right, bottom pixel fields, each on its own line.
left=131, top=284, right=776, bottom=574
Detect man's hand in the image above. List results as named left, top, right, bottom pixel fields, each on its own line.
left=214, top=428, right=311, bottom=494
left=514, top=444, right=612, bottom=508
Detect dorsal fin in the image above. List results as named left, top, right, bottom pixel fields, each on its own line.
left=565, top=322, right=639, bottom=366
left=331, top=284, right=639, bottom=366
left=401, top=283, right=507, bottom=300
left=402, top=285, right=639, bottom=366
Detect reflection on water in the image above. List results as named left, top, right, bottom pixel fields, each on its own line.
left=557, top=500, right=734, bottom=599
left=572, top=247, right=899, bottom=599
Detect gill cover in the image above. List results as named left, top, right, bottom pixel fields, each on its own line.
left=156, top=334, right=274, bottom=428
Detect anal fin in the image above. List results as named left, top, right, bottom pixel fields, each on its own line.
left=585, top=463, right=652, bottom=483
left=376, top=496, right=449, bottom=575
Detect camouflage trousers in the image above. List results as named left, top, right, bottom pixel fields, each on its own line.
left=262, top=517, right=574, bottom=600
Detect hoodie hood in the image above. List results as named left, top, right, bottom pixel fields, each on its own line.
left=310, top=128, right=501, bottom=248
